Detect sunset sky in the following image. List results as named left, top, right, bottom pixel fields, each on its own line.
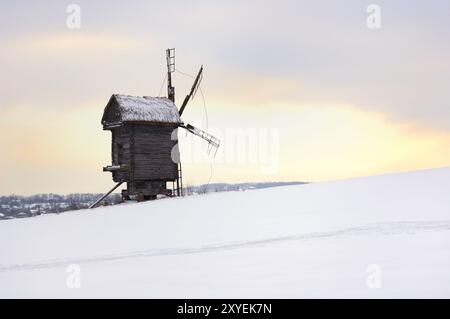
left=1, top=0, right=450, bottom=195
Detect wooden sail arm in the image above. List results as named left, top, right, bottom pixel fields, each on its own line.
left=181, top=123, right=220, bottom=152
left=178, top=66, right=203, bottom=116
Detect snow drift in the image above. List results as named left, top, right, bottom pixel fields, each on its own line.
left=1, top=167, right=449, bottom=298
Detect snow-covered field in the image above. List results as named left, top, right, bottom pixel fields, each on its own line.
left=1, top=167, right=449, bottom=298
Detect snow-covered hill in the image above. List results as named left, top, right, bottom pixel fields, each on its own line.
left=1, top=168, right=450, bottom=298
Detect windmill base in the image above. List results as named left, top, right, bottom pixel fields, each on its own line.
left=121, top=180, right=176, bottom=202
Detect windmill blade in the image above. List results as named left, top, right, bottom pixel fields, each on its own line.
left=178, top=66, right=203, bottom=116
left=182, top=123, right=220, bottom=155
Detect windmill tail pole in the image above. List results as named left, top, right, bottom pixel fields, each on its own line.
left=89, top=182, right=123, bottom=209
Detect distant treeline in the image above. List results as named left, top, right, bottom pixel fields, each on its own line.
left=184, top=181, right=307, bottom=195
left=0, top=193, right=122, bottom=220
left=0, top=193, right=121, bottom=205
left=0, top=182, right=306, bottom=221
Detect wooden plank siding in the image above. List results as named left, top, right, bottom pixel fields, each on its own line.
left=110, top=124, right=179, bottom=183
left=111, top=126, right=131, bottom=182
left=132, top=125, right=178, bottom=181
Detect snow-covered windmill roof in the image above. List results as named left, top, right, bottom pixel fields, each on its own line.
left=102, top=94, right=182, bottom=125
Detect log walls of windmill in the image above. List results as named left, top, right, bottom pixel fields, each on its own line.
left=132, top=124, right=179, bottom=181
left=110, top=124, right=179, bottom=183
left=111, top=127, right=131, bottom=182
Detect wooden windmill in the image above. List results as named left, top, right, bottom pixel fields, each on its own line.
left=91, top=49, right=219, bottom=207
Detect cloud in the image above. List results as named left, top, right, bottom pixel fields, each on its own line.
left=1, top=0, right=449, bottom=130
left=0, top=32, right=159, bottom=110
left=13, top=33, right=144, bottom=54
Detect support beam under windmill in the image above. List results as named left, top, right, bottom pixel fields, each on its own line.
left=89, top=182, right=123, bottom=209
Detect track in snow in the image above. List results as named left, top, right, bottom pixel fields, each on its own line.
left=1, top=220, right=449, bottom=273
